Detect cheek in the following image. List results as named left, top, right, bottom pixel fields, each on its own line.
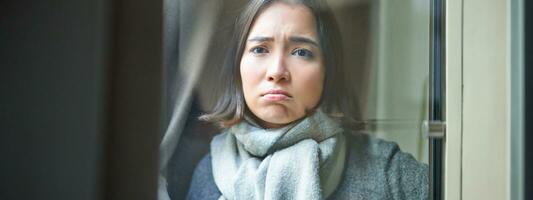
left=240, top=56, right=262, bottom=97
left=296, top=67, right=324, bottom=107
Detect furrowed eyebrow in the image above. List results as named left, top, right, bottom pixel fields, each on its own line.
left=247, top=36, right=274, bottom=42
left=247, top=36, right=319, bottom=48
left=289, top=36, right=319, bottom=47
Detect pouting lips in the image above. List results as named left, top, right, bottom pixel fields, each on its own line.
left=261, top=89, right=292, bottom=97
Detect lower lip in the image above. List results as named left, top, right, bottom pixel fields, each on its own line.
left=262, top=94, right=290, bottom=101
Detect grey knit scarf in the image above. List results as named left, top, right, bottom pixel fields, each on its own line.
left=210, top=109, right=347, bottom=200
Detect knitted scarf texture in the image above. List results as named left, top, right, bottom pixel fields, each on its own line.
left=210, top=109, right=347, bottom=200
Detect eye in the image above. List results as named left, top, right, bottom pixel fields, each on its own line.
left=250, top=46, right=269, bottom=54
left=291, top=49, right=314, bottom=59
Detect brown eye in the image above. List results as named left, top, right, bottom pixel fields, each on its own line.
left=251, top=47, right=269, bottom=54
left=291, top=49, right=314, bottom=59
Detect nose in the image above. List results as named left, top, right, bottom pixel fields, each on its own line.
left=266, top=54, right=290, bottom=82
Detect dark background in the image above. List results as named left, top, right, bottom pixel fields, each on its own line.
left=525, top=0, right=533, bottom=198
left=0, top=0, right=162, bottom=199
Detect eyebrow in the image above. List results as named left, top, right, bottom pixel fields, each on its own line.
left=289, top=36, right=319, bottom=47
left=247, top=36, right=273, bottom=43
left=247, top=36, right=319, bottom=47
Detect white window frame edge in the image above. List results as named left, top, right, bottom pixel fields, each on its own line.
left=445, top=0, right=521, bottom=199
left=444, top=0, right=463, bottom=199
left=460, top=0, right=511, bottom=199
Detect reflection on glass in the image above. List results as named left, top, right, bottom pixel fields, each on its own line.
left=160, top=0, right=431, bottom=199
left=364, top=0, right=430, bottom=164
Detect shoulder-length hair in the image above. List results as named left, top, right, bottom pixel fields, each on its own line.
left=201, top=0, right=360, bottom=128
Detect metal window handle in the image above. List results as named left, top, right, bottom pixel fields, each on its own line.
left=423, top=120, right=446, bottom=138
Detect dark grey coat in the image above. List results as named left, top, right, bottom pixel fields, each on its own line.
left=187, top=133, right=428, bottom=200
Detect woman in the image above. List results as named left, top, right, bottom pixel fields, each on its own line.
left=187, top=0, right=428, bottom=199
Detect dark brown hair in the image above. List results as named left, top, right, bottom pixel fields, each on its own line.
left=201, top=0, right=360, bottom=128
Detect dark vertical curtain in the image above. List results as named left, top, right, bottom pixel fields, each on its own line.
left=159, top=0, right=245, bottom=199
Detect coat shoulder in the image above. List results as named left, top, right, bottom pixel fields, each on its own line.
left=186, top=154, right=221, bottom=200
left=330, top=133, right=429, bottom=200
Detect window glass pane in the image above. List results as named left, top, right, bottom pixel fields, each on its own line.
left=161, top=0, right=432, bottom=199
left=359, top=0, right=430, bottom=164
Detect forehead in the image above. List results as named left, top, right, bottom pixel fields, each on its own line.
left=248, top=2, right=318, bottom=39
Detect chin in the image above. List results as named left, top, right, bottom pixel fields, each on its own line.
left=259, top=114, right=292, bottom=124
left=255, top=110, right=293, bottom=127
left=266, top=118, right=293, bottom=126
left=252, top=105, right=304, bottom=127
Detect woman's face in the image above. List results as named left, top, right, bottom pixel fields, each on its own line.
left=240, top=2, right=324, bottom=128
